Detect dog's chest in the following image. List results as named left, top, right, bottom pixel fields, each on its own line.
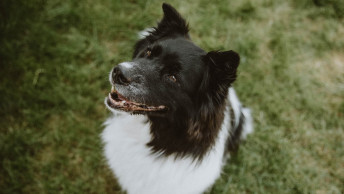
left=102, top=112, right=229, bottom=194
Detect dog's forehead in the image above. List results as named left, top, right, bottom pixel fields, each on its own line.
left=159, top=38, right=205, bottom=56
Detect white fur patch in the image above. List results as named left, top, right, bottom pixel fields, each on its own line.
left=102, top=107, right=230, bottom=194
left=138, top=28, right=154, bottom=39
left=228, top=88, right=254, bottom=140
left=241, top=108, right=254, bottom=140
left=229, top=88, right=241, bottom=128
left=119, top=62, right=133, bottom=69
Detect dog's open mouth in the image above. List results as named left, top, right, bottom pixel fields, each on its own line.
left=106, top=87, right=168, bottom=113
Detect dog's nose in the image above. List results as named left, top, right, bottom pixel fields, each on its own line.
left=112, top=64, right=131, bottom=85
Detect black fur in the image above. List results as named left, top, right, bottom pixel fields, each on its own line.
left=226, top=107, right=245, bottom=154
left=133, top=3, right=189, bottom=58
left=112, top=3, right=241, bottom=160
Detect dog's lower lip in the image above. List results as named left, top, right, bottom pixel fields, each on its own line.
left=107, top=89, right=168, bottom=113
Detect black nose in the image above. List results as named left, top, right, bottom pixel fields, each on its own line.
left=112, top=66, right=130, bottom=85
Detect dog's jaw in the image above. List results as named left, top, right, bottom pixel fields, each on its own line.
left=106, top=67, right=169, bottom=114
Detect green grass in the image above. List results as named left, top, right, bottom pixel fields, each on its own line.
left=1, top=0, right=343, bottom=193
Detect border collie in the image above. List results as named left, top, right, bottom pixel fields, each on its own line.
left=102, top=3, right=253, bottom=194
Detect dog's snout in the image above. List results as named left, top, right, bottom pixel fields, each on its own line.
left=112, top=66, right=130, bottom=85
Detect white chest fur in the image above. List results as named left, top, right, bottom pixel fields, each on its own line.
left=102, top=109, right=230, bottom=194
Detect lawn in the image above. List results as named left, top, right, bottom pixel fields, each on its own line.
left=1, top=0, right=343, bottom=193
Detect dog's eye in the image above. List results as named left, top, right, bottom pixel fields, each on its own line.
left=146, top=50, right=151, bottom=57
left=168, top=75, right=177, bottom=83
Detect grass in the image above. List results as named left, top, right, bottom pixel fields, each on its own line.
left=0, top=0, right=343, bottom=193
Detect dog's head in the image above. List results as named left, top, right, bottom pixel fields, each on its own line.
left=106, top=3, right=240, bottom=117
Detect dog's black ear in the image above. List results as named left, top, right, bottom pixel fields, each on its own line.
left=156, top=3, right=189, bottom=38
left=200, top=50, right=240, bottom=103
left=133, top=3, right=189, bottom=58
left=206, top=50, right=240, bottom=82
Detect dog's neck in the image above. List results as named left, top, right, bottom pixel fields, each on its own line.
left=147, top=103, right=226, bottom=161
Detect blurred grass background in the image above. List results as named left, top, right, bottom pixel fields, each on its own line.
left=0, top=0, right=343, bottom=193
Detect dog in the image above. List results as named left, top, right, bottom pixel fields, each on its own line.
left=102, top=3, right=253, bottom=194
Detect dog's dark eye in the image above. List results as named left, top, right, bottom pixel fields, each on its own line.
left=146, top=50, right=151, bottom=57
left=168, top=75, right=177, bottom=83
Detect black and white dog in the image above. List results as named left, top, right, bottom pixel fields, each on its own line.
left=102, top=3, right=253, bottom=194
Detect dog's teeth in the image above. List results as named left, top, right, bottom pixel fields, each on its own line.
left=111, top=86, right=115, bottom=93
